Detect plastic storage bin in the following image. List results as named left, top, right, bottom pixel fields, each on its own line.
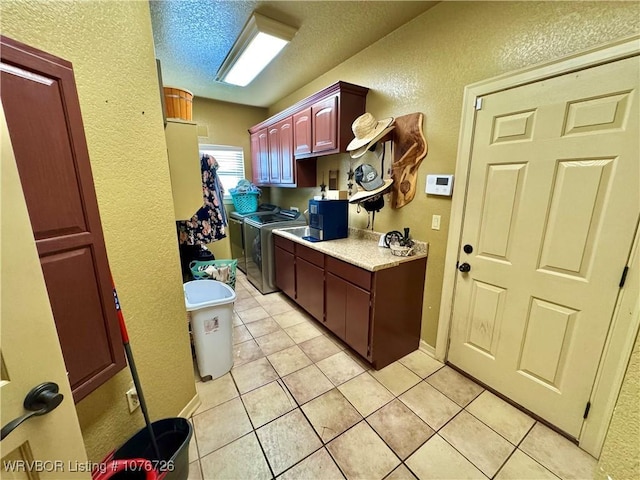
left=184, top=280, right=236, bottom=380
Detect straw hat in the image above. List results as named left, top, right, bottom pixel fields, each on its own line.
left=347, top=113, right=394, bottom=158
left=349, top=164, right=394, bottom=204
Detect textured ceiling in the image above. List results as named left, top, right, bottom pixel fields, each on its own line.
left=150, top=1, right=438, bottom=107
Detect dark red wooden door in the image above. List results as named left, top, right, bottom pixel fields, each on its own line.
left=1, top=36, right=125, bottom=401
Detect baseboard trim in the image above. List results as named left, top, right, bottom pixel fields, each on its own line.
left=178, top=392, right=201, bottom=419
left=419, top=340, right=436, bottom=358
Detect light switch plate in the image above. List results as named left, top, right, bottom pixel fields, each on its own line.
left=431, top=215, right=441, bottom=230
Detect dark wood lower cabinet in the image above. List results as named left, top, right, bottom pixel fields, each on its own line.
left=274, top=234, right=427, bottom=369
left=274, top=246, right=295, bottom=299
left=295, top=257, right=324, bottom=321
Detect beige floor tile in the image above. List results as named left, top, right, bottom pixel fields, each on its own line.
left=367, top=399, right=435, bottom=460
left=256, top=409, right=323, bottom=476
left=255, top=329, right=295, bottom=356
left=233, top=339, right=265, bottom=367
left=495, top=449, right=560, bottom=479
left=193, top=397, right=253, bottom=457
left=233, top=324, right=252, bottom=345
left=426, top=366, right=484, bottom=407
left=302, top=389, right=363, bottom=442
left=466, top=391, right=535, bottom=444
left=440, top=410, right=515, bottom=477
left=398, top=350, right=444, bottom=378
left=187, top=460, right=202, bottom=480
left=317, top=352, right=365, bottom=386
left=279, top=448, right=344, bottom=480
left=256, top=291, right=286, bottom=305
left=520, top=423, right=597, bottom=480
left=237, top=305, right=270, bottom=323
left=299, top=335, right=342, bottom=362
left=241, top=379, right=296, bottom=428
left=245, top=317, right=282, bottom=338
left=285, top=321, right=323, bottom=343
left=234, top=287, right=253, bottom=300
left=232, top=313, right=243, bottom=326
left=231, top=356, right=279, bottom=394
left=370, top=362, right=421, bottom=396
left=282, top=364, right=334, bottom=404
left=194, top=373, right=238, bottom=414
left=268, top=345, right=313, bottom=377
left=384, top=464, right=417, bottom=480
left=262, top=298, right=296, bottom=316
left=188, top=432, right=199, bottom=462
left=338, top=372, right=394, bottom=417
left=399, top=381, right=461, bottom=430
left=272, top=309, right=309, bottom=328
left=406, top=435, right=487, bottom=480
left=327, top=421, right=400, bottom=480
left=234, top=296, right=260, bottom=312
left=200, top=432, right=272, bottom=480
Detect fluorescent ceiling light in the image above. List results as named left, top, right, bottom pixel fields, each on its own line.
left=216, top=13, right=297, bottom=87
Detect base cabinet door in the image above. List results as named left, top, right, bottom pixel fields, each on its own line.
left=325, top=273, right=346, bottom=339
left=344, top=282, right=371, bottom=359
left=296, top=257, right=324, bottom=321
left=274, top=246, right=295, bottom=299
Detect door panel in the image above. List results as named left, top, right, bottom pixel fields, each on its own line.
left=449, top=55, right=639, bottom=438
left=1, top=36, right=125, bottom=401
left=1, top=106, right=89, bottom=477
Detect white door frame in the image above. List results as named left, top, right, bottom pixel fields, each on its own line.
left=436, top=34, right=640, bottom=458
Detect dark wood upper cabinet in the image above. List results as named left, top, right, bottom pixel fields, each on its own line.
left=268, top=124, right=282, bottom=184
left=293, top=107, right=312, bottom=156
left=312, top=95, right=338, bottom=153
left=0, top=36, right=126, bottom=401
left=249, top=81, right=368, bottom=187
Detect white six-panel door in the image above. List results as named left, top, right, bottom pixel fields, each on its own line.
left=448, top=55, right=639, bottom=439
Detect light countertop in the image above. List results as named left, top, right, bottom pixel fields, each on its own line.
left=273, top=227, right=428, bottom=272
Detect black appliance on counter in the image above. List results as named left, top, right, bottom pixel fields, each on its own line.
left=228, top=204, right=279, bottom=273
left=306, top=199, right=349, bottom=242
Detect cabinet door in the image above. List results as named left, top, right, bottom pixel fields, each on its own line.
left=296, top=257, right=324, bottom=321
left=279, top=118, right=294, bottom=184
left=251, top=129, right=270, bottom=185
left=312, top=95, right=338, bottom=153
left=268, top=124, right=281, bottom=184
left=325, top=272, right=346, bottom=340
left=345, top=282, right=371, bottom=359
left=293, top=107, right=312, bottom=155
left=275, top=246, right=295, bottom=299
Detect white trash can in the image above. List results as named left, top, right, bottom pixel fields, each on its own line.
left=184, top=280, right=236, bottom=380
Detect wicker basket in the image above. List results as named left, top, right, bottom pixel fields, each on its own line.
left=390, top=244, right=414, bottom=257
left=231, top=191, right=259, bottom=214
left=163, top=86, right=193, bottom=121
left=189, top=259, right=237, bottom=290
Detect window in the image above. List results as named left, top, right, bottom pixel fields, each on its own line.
left=199, top=144, right=245, bottom=200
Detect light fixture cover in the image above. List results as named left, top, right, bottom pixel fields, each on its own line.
left=216, top=12, right=297, bottom=87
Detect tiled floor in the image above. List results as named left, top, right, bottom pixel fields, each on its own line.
left=187, top=273, right=597, bottom=480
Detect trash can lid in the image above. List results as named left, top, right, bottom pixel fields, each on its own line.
left=183, top=280, right=237, bottom=311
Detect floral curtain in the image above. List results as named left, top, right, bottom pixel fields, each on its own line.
left=177, top=154, right=228, bottom=245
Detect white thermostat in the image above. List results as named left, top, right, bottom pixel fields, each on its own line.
left=426, top=174, right=454, bottom=196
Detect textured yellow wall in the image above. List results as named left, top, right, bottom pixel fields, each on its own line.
left=192, top=97, right=269, bottom=259
left=1, top=1, right=196, bottom=461
left=597, top=332, right=640, bottom=479
left=268, top=0, right=640, bottom=346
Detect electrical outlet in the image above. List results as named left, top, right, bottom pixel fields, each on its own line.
left=290, top=206, right=299, bottom=212
left=126, top=386, right=140, bottom=413
left=431, top=215, right=441, bottom=231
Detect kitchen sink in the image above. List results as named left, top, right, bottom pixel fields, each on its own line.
left=275, top=226, right=311, bottom=239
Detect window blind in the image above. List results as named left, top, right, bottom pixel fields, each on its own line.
left=199, top=144, right=245, bottom=200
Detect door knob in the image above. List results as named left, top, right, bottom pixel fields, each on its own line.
left=1, top=382, right=63, bottom=440
left=458, top=262, right=471, bottom=273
